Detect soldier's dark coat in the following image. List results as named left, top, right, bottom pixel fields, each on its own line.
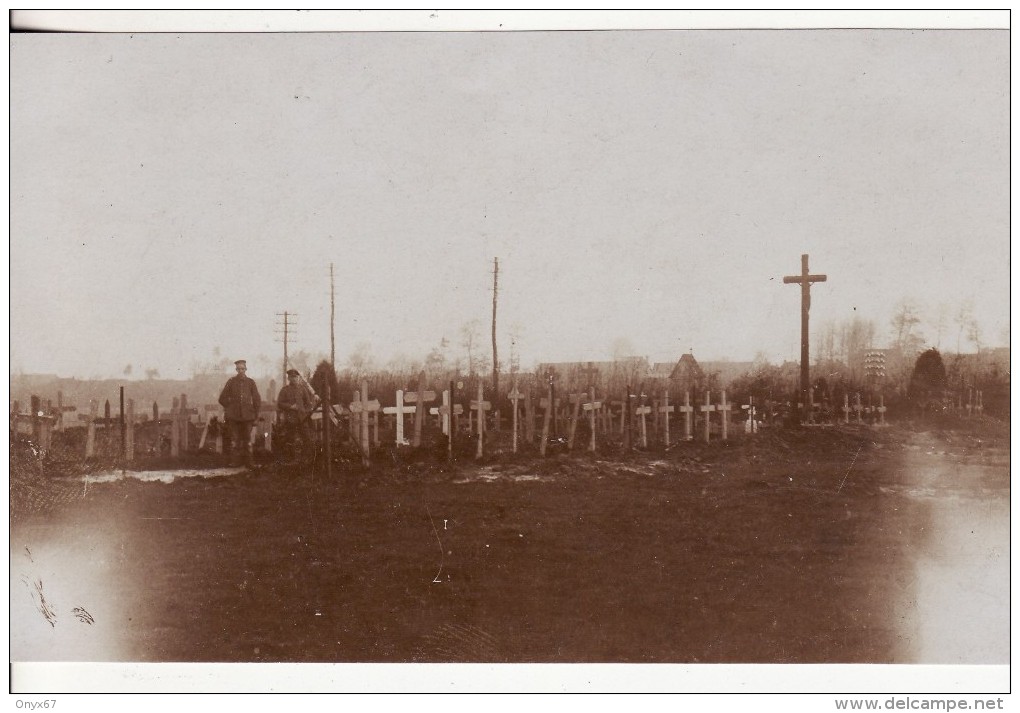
left=218, top=374, right=261, bottom=422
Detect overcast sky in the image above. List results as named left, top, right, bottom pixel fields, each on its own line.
left=9, top=15, right=1010, bottom=379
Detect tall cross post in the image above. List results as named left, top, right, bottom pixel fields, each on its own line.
left=783, top=253, right=827, bottom=423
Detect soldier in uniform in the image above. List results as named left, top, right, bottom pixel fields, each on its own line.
left=277, top=368, right=316, bottom=464
left=218, top=359, right=261, bottom=466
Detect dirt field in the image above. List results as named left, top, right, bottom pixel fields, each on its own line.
left=9, top=417, right=1010, bottom=664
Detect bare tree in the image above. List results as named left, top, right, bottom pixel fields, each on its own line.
left=345, top=342, right=375, bottom=377
left=460, top=320, right=483, bottom=377
left=954, top=299, right=978, bottom=354
left=929, top=302, right=950, bottom=350
left=891, top=298, right=924, bottom=354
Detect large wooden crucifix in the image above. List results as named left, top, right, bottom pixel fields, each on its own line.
left=783, top=253, right=826, bottom=422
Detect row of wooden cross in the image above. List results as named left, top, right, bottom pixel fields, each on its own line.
left=327, top=383, right=754, bottom=461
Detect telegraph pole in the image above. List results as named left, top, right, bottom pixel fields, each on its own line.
left=330, top=263, right=336, bottom=370
left=274, top=311, right=297, bottom=382
left=491, top=257, right=499, bottom=394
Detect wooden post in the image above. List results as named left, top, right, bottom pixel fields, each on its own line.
left=170, top=397, right=180, bottom=458
left=540, top=382, right=553, bottom=456
left=360, top=381, right=370, bottom=457
left=126, top=399, right=135, bottom=462
left=876, top=394, right=887, bottom=425
left=472, top=382, right=490, bottom=459
left=324, top=380, right=332, bottom=478
left=843, top=394, right=851, bottom=424
left=623, top=385, right=633, bottom=451
left=523, top=388, right=535, bottom=444
left=30, top=395, right=41, bottom=443
left=448, top=380, right=455, bottom=460
left=86, top=400, right=97, bottom=459
left=658, top=390, right=674, bottom=447
left=718, top=390, right=732, bottom=441
left=56, top=390, right=64, bottom=431
left=508, top=381, right=522, bottom=454
left=700, top=391, right=715, bottom=444
left=854, top=393, right=863, bottom=424
left=567, top=393, right=583, bottom=450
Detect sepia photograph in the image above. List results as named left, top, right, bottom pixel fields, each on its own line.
left=8, top=10, right=1011, bottom=701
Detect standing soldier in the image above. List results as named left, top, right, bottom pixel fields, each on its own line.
left=219, top=359, right=261, bottom=467
left=277, top=368, right=316, bottom=464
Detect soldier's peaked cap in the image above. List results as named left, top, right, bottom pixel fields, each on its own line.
left=234, top=359, right=247, bottom=366
left=286, top=369, right=300, bottom=377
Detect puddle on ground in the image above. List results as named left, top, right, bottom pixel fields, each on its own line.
left=453, top=468, right=549, bottom=484
left=82, top=468, right=245, bottom=484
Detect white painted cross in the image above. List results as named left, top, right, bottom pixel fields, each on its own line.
left=975, top=390, right=984, bottom=415
left=582, top=391, right=602, bottom=452
left=635, top=401, right=652, bottom=448
left=383, top=389, right=418, bottom=446
left=842, top=394, right=852, bottom=424
left=430, top=390, right=463, bottom=435
left=404, top=387, right=435, bottom=447
left=853, top=393, right=863, bottom=424
left=718, top=390, right=732, bottom=441
left=350, top=384, right=381, bottom=464
left=678, top=391, right=694, bottom=441
left=699, top=391, right=716, bottom=443
left=657, top=390, right=674, bottom=447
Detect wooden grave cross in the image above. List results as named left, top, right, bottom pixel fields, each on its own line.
left=634, top=398, right=652, bottom=448
left=853, top=393, right=863, bottom=424
left=657, top=390, right=674, bottom=447
left=470, top=383, right=491, bottom=459
left=383, top=390, right=419, bottom=446
left=404, top=383, right=436, bottom=447
left=678, top=391, right=694, bottom=441
left=742, top=396, right=758, bottom=434
left=508, top=382, right=523, bottom=453
left=718, top=390, right=732, bottom=441
left=566, top=393, right=584, bottom=450
left=875, top=394, right=888, bottom=426
left=126, top=399, right=135, bottom=462
left=349, top=383, right=381, bottom=465
left=975, top=390, right=983, bottom=415
left=581, top=391, right=602, bottom=452
left=699, top=391, right=716, bottom=443
left=430, top=390, right=464, bottom=435
left=539, top=384, right=559, bottom=456
left=783, top=253, right=827, bottom=422
left=85, top=400, right=98, bottom=459
left=842, top=394, right=852, bottom=424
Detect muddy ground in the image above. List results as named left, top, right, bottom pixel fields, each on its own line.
left=9, top=417, right=1010, bottom=664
